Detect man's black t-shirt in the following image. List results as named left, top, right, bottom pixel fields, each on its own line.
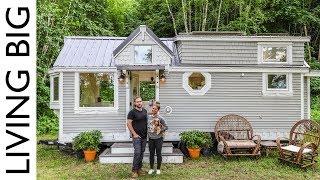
left=127, top=108, right=148, bottom=139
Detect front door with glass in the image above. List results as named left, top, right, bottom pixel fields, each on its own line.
left=130, top=71, right=156, bottom=110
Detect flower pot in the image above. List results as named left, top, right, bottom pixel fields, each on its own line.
left=83, top=150, right=96, bottom=162
left=201, top=147, right=212, bottom=156
left=187, top=148, right=201, bottom=159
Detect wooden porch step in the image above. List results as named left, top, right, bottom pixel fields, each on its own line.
left=99, top=148, right=184, bottom=164
left=111, top=142, right=173, bottom=154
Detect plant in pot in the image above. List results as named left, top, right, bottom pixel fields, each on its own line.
left=180, top=130, right=206, bottom=159
left=200, top=132, right=213, bottom=156
left=73, top=130, right=102, bottom=162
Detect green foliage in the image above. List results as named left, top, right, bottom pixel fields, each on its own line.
left=140, top=81, right=155, bottom=101
left=311, top=96, right=320, bottom=122
left=37, top=115, right=59, bottom=135
left=180, top=130, right=212, bottom=149
left=73, top=130, right=103, bottom=151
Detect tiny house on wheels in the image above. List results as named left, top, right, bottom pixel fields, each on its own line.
left=49, top=25, right=320, bottom=144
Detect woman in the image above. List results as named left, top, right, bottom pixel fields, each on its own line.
left=147, top=102, right=168, bottom=175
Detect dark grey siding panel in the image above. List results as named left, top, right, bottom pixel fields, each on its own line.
left=62, top=72, right=126, bottom=133
left=159, top=72, right=301, bottom=133
left=178, top=41, right=304, bottom=66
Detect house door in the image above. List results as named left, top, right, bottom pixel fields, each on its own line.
left=130, top=71, right=156, bottom=110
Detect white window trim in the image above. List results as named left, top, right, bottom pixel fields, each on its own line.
left=132, top=45, right=153, bottom=65
left=257, top=42, right=292, bottom=65
left=262, top=73, right=293, bottom=97
left=183, top=72, right=211, bottom=95
left=50, top=73, right=60, bottom=103
left=74, top=71, right=119, bottom=114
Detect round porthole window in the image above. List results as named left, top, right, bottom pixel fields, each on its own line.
left=164, top=106, right=172, bottom=114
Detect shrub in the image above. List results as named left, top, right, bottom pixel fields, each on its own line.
left=73, top=130, right=102, bottom=151
left=179, top=130, right=212, bottom=149
left=37, top=115, right=59, bottom=135
left=311, top=96, right=320, bottom=122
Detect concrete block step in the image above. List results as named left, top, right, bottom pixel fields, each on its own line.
left=111, top=142, right=173, bottom=154
left=99, top=148, right=184, bottom=164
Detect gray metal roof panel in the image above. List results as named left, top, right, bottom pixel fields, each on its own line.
left=52, top=36, right=174, bottom=68
left=112, top=27, right=140, bottom=57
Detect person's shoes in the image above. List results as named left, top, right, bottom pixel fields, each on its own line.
left=148, top=169, right=155, bottom=175
left=131, top=171, right=139, bottom=178
left=156, top=169, right=161, bottom=175
left=137, top=169, right=146, bottom=176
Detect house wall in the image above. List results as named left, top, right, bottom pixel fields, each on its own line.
left=159, top=72, right=303, bottom=140
left=304, top=76, right=309, bottom=119
left=115, top=32, right=171, bottom=65
left=177, top=41, right=304, bottom=66
left=62, top=72, right=127, bottom=134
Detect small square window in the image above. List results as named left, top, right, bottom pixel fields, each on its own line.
left=262, top=73, right=292, bottom=96
left=267, top=74, right=287, bottom=89
left=258, top=43, right=292, bottom=64
left=134, top=46, right=152, bottom=64
left=263, top=47, right=286, bottom=62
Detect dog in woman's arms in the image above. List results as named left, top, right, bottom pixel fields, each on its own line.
left=150, top=118, right=163, bottom=135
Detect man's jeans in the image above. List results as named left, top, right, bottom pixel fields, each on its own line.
left=132, top=137, right=147, bottom=172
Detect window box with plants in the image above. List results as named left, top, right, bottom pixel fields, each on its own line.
left=73, top=130, right=102, bottom=162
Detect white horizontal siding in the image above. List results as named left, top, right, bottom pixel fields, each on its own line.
left=178, top=41, right=304, bottom=66
left=159, top=72, right=302, bottom=134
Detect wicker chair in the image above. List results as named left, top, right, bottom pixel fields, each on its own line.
left=214, top=114, right=261, bottom=158
left=276, top=119, right=320, bottom=168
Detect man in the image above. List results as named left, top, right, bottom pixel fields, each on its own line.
left=127, top=96, right=148, bottom=178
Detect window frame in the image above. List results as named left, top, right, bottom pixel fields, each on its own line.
left=262, top=73, right=293, bottom=97
left=133, top=45, right=153, bottom=65
left=257, top=42, right=292, bottom=65
left=182, top=72, right=211, bottom=95
left=50, top=74, right=60, bottom=102
left=74, top=71, right=119, bottom=114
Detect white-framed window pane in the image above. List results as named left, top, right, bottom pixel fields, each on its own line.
left=79, top=73, right=114, bottom=107
left=267, top=74, right=287, bottom=89
left=134, top=45, right=152, bottom=63
left=263, top=47, right=286, bottom=62
left=53, top=76, right=59, bottom=101
left=188, top=72, right=205, bottom=90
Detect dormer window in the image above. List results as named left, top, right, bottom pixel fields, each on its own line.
left=263, top=47, right=286, bottom=62
left=134, top=45, right=152, bottom=64
left=258, top=42, right=292, bottom=64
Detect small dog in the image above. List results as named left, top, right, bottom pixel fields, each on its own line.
left=150, top=118, right=163, bottom=135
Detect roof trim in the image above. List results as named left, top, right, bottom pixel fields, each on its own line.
left=112, top=25, right=174, bottom=58
left=305, top=70, right=320, bottom=77
left=175, top=35, right=310, bottom=42
left=167, top=66, right=309, bottom=73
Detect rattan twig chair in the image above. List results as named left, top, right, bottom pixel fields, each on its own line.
left=276, top=119, right=320, bottom=168
left=214, top=114, right=261, bottom=158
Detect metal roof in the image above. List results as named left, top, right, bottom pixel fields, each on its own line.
left=52, top=36, right=174, bottom=68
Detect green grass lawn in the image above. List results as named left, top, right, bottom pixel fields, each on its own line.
left=37, top=134, right=320, bottom=180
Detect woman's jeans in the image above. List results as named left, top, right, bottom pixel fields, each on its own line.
left=132, top=137, right=147, bottom=172
left=148, top=137, right=163, bottom=169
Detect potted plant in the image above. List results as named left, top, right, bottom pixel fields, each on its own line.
left=73, top=130, right=102, bottom=162
left=200, top=132, right=213, bottom=156
left=180, top=130, right=206, bottom=159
